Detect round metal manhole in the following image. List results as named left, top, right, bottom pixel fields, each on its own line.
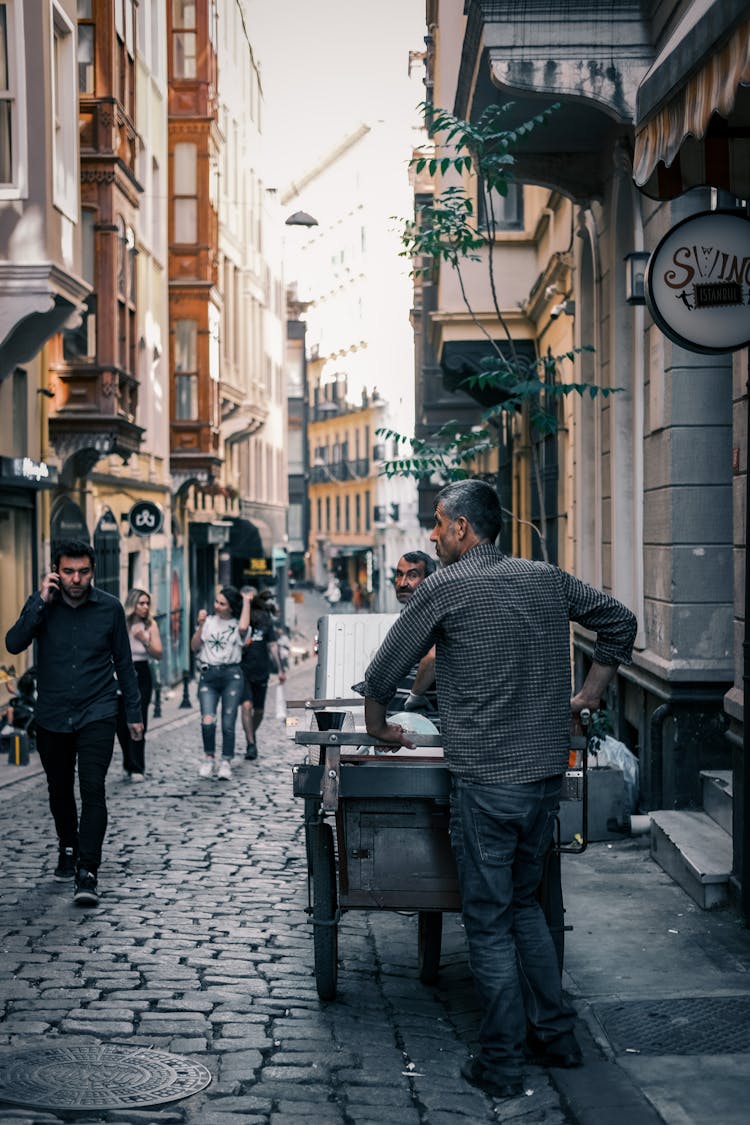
left=0, top=1043, right=212, bottom=1110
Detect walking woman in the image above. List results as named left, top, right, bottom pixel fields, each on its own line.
left=191, top=585, right=252, bottom=780
left=117, top=588, right=162, bottom=782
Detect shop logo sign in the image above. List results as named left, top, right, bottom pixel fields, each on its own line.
left=645, top=210, right=750, bottom=354
left=128, top=500, right=164, bottom=537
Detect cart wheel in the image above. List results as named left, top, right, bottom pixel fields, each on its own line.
left=538, top=846, right=565, bottom=974
left=417, top=911, right=442, bottom=984
left=312, top=822, right=338, bottom=1001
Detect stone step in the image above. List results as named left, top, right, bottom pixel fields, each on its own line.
left=700, top=769, right=733, bottom=835
left=650, top=809, right=732, bottom=910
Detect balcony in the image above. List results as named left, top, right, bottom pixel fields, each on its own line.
left=47, top=364, right=144, bottom=474
left=456, top=0, right=653, bottom=198
left=310, top=458, right=370, bottom=484
left=79, top=97, right=138, bottom=178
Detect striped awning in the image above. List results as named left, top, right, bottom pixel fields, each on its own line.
left=634, top=16, right=750, bottom=200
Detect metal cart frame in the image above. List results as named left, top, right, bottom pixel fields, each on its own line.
left=292, top=718, right=589, bottom=1001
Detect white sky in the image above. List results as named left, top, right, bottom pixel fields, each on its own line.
left=246, top=0, right=426, bottom=190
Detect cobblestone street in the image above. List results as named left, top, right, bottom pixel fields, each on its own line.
left=0, top=644, right=569, bottom=1124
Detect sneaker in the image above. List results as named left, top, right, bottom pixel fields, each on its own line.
left=217, top=759, right=232, bottom=780
left=53, top=846, right=77, bottom=881
left=73, top=870, right=99, bottom=907
left=130, top=773, right=145, bottom=783
left=244, top=742, right=257, bottom=760
left=460, top=1057, right=524, bottom=1099
left=198, top=757, right=215, bottom=778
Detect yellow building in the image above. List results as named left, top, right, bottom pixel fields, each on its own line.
left=307, top=373, right=382, bottom=605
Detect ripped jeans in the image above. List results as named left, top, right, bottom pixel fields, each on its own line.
left=450, top=774, right=574, bottom=1080
left=197, top=664, right=244, bottom=760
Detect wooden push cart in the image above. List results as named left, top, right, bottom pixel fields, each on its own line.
left=292, top=709, right=589, bottom=1001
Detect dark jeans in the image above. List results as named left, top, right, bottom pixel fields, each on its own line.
left=450, top=774, right=575, bottom=1080
left=37, top=719, right=116, bottom=875
left=116, top=660, right=151, bottom=774
left=197, top=664, right=243, bottom=759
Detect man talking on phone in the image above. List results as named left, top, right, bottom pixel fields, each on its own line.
left=6, top=540, right=143, bottom=907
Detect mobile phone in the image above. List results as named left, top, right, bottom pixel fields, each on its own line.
left=49, top=565, right=60, bottom=601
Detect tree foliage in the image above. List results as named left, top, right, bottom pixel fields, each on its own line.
left=381, top=101, right=620, bottom=558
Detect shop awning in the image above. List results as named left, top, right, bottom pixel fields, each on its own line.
left=634, top=10, right=750, bottom=200
left=227, top=518, right=265, bottom=559
left=327, top=544, right=372, bottom=559
left=440, top=339, right=538, bottom=408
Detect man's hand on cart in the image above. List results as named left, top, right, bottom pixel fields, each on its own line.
left=570, top=659, right=620, bottom=725
left=364, top=697, right=417, bottom=751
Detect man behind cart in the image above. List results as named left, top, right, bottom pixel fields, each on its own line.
left=360, top=479, right=636, bottom=1100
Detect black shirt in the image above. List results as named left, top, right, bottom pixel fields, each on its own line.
left=240, top=611, right=276, bottom=681
left=5, top=587, right=142, bottom=732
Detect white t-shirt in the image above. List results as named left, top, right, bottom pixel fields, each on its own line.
left=197, top=614, right=244, bottom=666
left=129, top=623, right=150, bottom=662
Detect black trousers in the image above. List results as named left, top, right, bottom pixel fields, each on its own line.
left=116, top=660, right=151, bottom=774
left=37, top=718, right=116, bottom=875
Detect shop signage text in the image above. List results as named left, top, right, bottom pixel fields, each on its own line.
left=645, top=210, right=750, bottom=354
left=0, top=456, right=59, bottom=488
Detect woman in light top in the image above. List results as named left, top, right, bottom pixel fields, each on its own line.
left=191, top=585, right=252, bottom=780
left=117, top=587, right=162, bottom=781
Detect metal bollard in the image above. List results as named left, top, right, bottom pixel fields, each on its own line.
left=179, top=670, right=192, bottom=709
left=152, top=681, right=162, bottom=719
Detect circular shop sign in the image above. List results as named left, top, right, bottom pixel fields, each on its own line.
left=128, top=500, right=164, bottom=537
left=645, top=210, right=750, bottom=354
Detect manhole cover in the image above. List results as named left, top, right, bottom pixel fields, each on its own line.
left=595, top=996, right=750, bottom=1055
left=0, top=1043, right=212, bottom=1110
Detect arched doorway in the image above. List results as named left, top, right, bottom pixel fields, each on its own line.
left=93, top=507, right=121, bottom=597
left=50, top=496, right=90, bottom=553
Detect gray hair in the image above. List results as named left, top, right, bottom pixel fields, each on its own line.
left=434, top=479, right=502, bottom=543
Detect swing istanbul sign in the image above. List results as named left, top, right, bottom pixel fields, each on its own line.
left=645, top=210, right=750, bottom=354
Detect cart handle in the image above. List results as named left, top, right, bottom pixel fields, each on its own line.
left=287, top=697, right=364, bottom=709
left=558, top=708, right=591, bottom=855
left=295, top=731, right=443, bottom=748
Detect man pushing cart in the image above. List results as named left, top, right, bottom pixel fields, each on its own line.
left=358, top=480, right=637, bottom=1100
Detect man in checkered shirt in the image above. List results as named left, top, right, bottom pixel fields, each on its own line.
left=361, top=479, right=636, bottom=1099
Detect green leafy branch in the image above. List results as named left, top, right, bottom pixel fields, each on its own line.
left=390, top=99, right=618, bottom=561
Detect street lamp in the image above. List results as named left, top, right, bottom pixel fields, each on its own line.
left=285, top=211, right=319, bottom=228
left=285, top=210, right=319, bottom=587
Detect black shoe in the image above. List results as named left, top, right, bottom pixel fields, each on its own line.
left=244, top=742, right=257, bottom=760
left=527, top=1031, right=583, bottom=1069
left=460, top=1057, right=524, bottom=1099
left=73, top=869, right=99, bottom=907
left=53, top=846, right=77, bottom=881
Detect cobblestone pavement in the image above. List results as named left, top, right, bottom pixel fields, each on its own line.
left=0, top=649, right=571, bottom=1124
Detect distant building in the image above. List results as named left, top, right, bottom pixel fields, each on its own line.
left=283, top=122, right=423, bottom=610
left=167, top=0, right=284, bottom=626
left=214, top=2, right=286, bottom=595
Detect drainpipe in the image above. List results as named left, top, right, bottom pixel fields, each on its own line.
left=649, top=703, right=673, bottom=811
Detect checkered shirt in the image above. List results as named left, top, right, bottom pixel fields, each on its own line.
left=361, top=543, right=637, bottom=784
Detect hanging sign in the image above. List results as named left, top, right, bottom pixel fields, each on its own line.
left=645, top=210, right=750, bottom=354
left=128, top=500, right=164, bottom=537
